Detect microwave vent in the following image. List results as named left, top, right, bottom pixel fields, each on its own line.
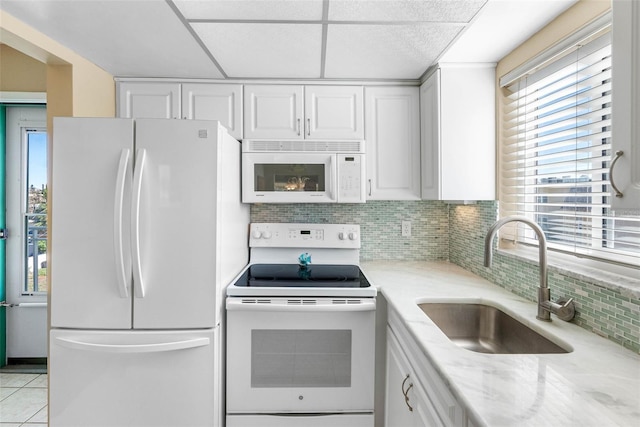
left=245, top=140, right=364, bottom=153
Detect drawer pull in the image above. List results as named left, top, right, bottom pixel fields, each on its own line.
left=401, top=374, right=414, bottom=412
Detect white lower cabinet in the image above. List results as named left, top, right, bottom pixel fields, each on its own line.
left=386, top=309, right=472, bottom=427
left=386, top=326, right=444, bottom=426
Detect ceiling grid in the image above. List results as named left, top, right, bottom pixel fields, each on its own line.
left=0, top=0, right=578, bottom=81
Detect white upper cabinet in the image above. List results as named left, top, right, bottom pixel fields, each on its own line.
left=182, top=83, right=243, bottom=140
left=117, top=82, right=180, bottom=119
left=420, top=66, right=496, bottom=201
left=243, top=85, right=303, bottom=139
left=611, top=0, right=640, bottom=213
left=305, top=86, right=364, bottom=139
left=243, top=85, right=364, bottom=140
left=365, top=86, right=421, bottom=200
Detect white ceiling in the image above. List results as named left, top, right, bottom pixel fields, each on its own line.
left=0, top=0, right=577, bottom=81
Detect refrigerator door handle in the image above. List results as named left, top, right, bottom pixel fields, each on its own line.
left=132, top=148, right=147, bottom=298
left=54, top=336, right=210, bottom=354
left=114, top=148, right=131, bottom=298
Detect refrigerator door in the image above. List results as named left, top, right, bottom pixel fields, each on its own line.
left=51, top=118, right=133, bottom=329
left=132, top=119, right=223, bottom=329
left=49, top=328, right=217, bottom=427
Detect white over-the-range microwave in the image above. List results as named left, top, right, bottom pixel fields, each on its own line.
left=241, top=140, right=366, bottom=203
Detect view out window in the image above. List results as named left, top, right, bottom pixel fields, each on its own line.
left=25, top=129, right=48, bottom=293
left=501, top=30, right=639, bottom=267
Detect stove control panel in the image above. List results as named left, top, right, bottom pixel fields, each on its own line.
left=249, top=223, right=361, bottom=248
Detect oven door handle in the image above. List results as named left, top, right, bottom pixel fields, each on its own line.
left=226, top=299, right=376, bottom=312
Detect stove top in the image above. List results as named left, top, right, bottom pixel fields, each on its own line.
left=227, top=263, right=376, bottom=298
left=235, top=264, right=370, bottom=288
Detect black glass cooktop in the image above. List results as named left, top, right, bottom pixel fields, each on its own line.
left=234, top=264, right=371, bottom=288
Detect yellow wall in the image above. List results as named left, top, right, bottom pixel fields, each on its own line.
left=0, top=44, right=47, bottom=92
left=0, top=9, right=115, bottom=127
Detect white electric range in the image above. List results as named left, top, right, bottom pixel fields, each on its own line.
left=226, top=223, right=376, bottom=427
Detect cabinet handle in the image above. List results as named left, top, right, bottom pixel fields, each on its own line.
left=297, top=118, right=301, bottom=136
left=368, top=179, right=372, bottom=197
left=401, top=374, right=414, bottom=412
left=307, top=118, right=311, bottom=136
left=610, top=150, right=624, bottom=198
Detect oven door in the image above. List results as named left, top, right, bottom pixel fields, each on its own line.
left=242, top=153, right=336, bottom=203
left=226, top=297, right=375, bottom=413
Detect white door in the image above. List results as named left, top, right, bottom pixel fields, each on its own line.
left=182, top=83, right=243, bottom=140
left=49, top=328, right=217, bottom=427
left=117, top=82, right=181, bottom=119
left=365, top=86, right=421, bottom=200
left=132, top=119, right=220, bottom=329
left=51, top=118, right=133, bottom=329
left=305, top=86, right=364, bottom=139
left=4, top=106, right=48, bottom=358
left=244, top=85, right=303, bottom=139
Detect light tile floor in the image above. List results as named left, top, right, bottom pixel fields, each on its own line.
left=0, top=373, right=47, bottom=426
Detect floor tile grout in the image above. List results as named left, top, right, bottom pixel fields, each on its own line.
left=0, top=373, right=48, bottom=425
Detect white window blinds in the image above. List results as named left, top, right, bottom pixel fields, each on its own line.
left=501, top=30, right=640, bottom=267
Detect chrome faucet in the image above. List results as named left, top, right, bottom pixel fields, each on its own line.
left=484, top=216, right=575, bottom=322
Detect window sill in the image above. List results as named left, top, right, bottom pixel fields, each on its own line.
left=496, top=245, right=640, bottom=300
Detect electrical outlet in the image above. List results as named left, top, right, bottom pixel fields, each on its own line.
left=401, top=221, right=411, bottom=237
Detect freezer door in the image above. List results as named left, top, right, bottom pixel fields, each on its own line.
left=49, top=328, right=218, bottom=427
left=132, top=119, right=228, bottom=328
left=51, top=118, right=133, bottom=329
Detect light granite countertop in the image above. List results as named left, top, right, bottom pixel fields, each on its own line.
left=361, top=260, right=640, bottom=427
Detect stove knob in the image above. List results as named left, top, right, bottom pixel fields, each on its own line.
left=338, top=232, right=346, bottom=240
left=348, top=232, right=358, bottom=240
left=262, top=231, right=272, bottom=239
left=252, top=230, right=262, bottom=239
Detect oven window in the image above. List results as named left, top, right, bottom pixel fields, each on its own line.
left=254, top=164, right=325, bottom=192
left=251, top=330, right=351, bottom=388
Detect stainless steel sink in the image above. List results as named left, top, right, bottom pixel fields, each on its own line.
left=418, top=303, right=570, bottom=354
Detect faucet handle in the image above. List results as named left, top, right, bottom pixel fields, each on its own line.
left=553, top=297, right=576, bottom=322
left=561, top=297, right=574, bottom=308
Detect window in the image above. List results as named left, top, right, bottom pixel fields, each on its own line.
left=501, top=28, right=639, bottom=267
left=25, top=129, right=48, bottom=293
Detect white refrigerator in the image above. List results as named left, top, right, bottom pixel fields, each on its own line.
left=49, top=118, right=249, bottom=427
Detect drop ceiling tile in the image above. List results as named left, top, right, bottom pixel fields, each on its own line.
left=174, top=0, right=324, bottom=21
left=327, top=0, right=487, bottom=23
left=325, top=24, right=463, bottom=79
left=0, top=0, right=223, bottom=78
left=193, top=23, right=323, bottom=78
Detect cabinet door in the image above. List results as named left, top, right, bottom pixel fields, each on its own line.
left=305, top=86, right=364, bottom=139
left=420, top=66, right=496, bottom=201
left=117, top=82, right=180, bottom=119
left=386, top=327, right=444, bottom=427
left=182, top=83, right=243, bottom=140
left=244, top=85, right=303, bottom=139
left=385, top=327, right=417, bottom=427
left=365, top=86, right=421, bottom=200
left=611, top=0, right=640, bottom=212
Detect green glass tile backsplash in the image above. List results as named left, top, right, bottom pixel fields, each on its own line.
left=251, top=200, right=640, bottom=353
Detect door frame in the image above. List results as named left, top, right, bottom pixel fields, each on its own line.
left=1, top=96, right=46, bottom=366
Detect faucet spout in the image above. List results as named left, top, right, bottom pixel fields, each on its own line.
left=484, top=216, right=574, bottom=322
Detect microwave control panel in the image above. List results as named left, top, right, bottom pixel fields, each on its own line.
left=337, top=153, right=366, bottom=203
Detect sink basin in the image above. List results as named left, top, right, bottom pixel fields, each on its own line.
left=418, top=303, right=570, bottom=354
